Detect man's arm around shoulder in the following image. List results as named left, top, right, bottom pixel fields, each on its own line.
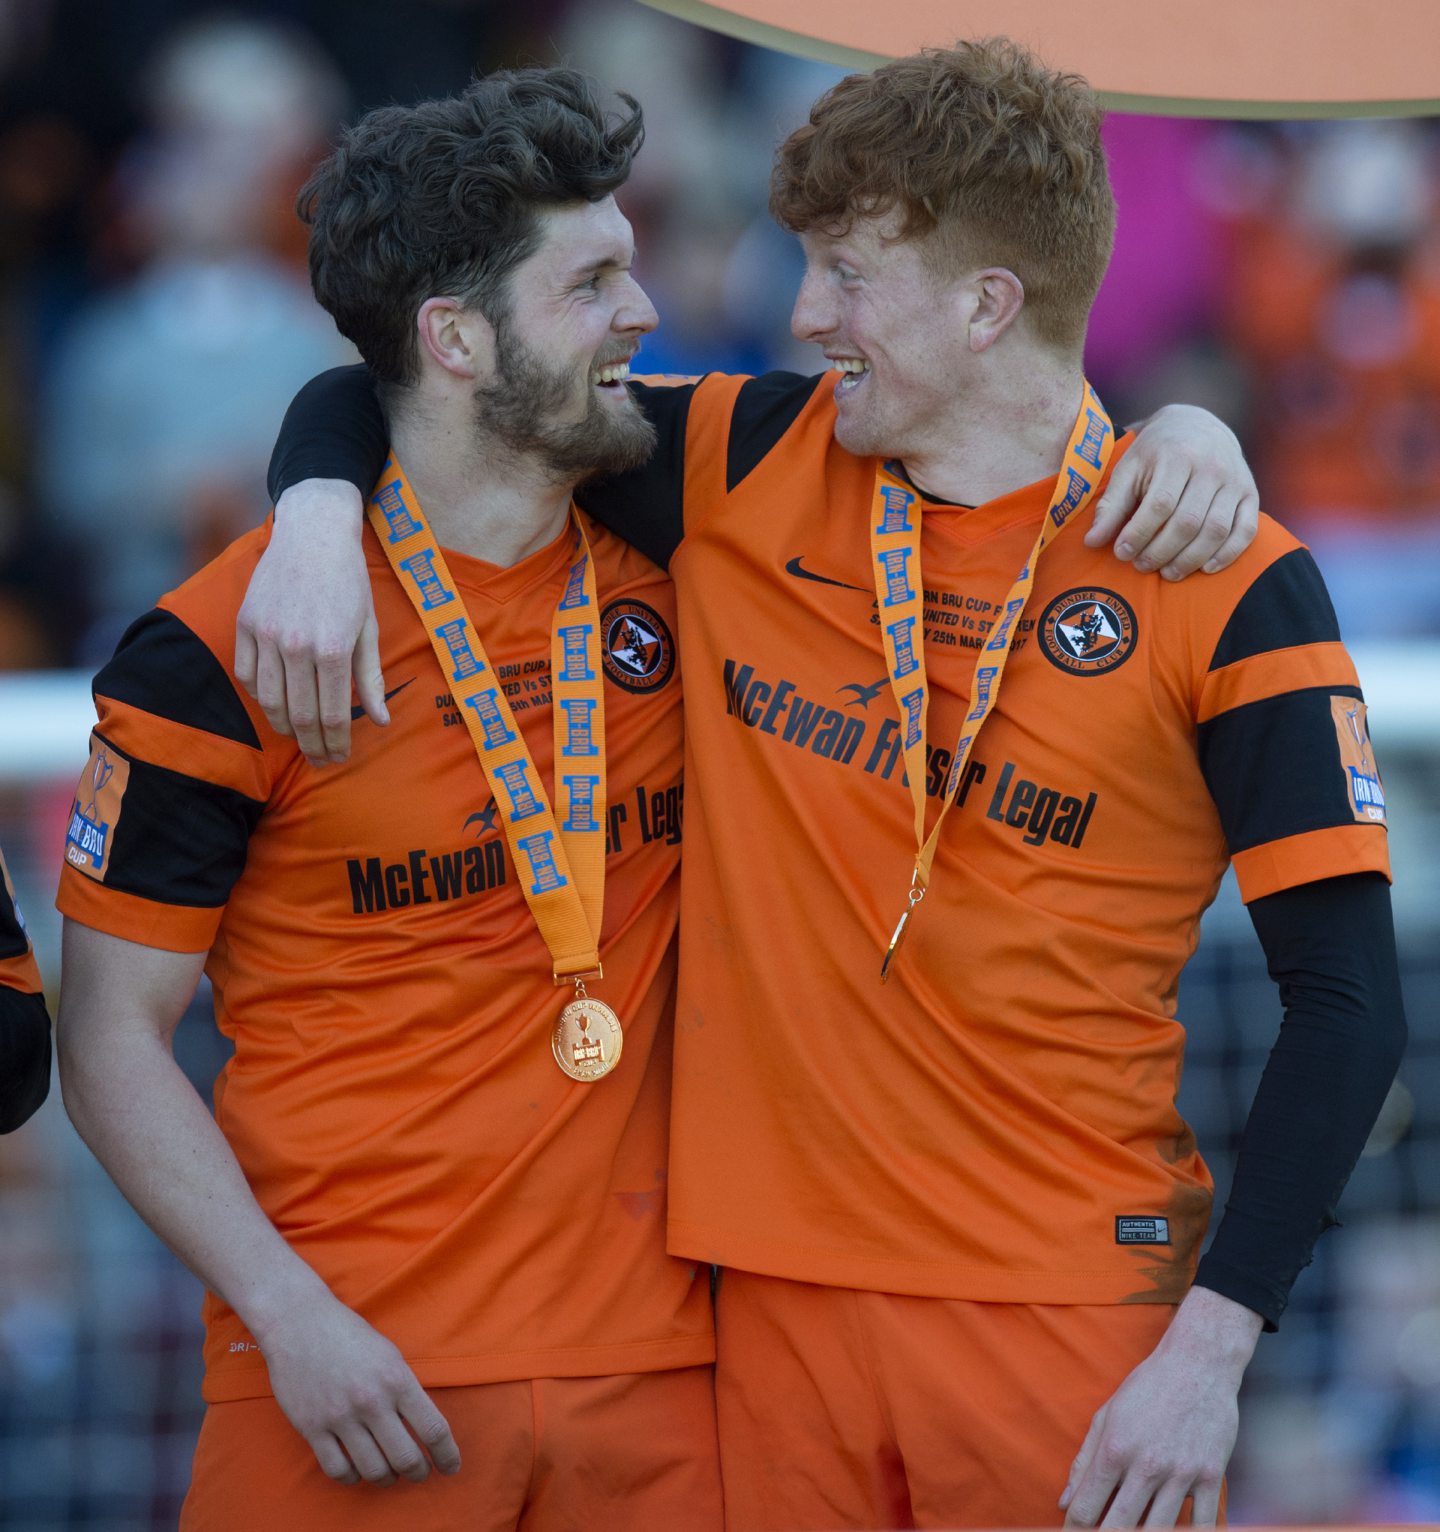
left=57, top=920, right=461, bottom=1486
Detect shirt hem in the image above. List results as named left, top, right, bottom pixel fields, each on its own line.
left=668, top=1220, right=1192, bottom=1306
left=201, top=1330, right=715, bottom=1404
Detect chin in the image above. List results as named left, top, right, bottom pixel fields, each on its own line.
left=831, top=407, right=891, bottom=463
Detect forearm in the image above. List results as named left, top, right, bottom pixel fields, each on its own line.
left=1194, top=872, right=1406, bottom=1327
left=60, top=1023, right=329, bottom=1344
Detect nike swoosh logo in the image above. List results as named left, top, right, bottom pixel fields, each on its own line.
left=351, top=677, right=416, bottom=721
left=784, top=557, right=870, bottom=594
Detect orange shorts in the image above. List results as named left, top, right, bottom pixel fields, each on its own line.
left=716, top=1271, right=1219, bottom=1530
left=182, top=1366, right=721, bottom=1532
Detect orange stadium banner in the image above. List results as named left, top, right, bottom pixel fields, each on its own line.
left=634, top=0, right=1440, bottom=117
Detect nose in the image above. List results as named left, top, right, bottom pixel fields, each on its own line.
left=790, top=267, right=834, bottom=343
left=616, top=273, right=659, bottom=337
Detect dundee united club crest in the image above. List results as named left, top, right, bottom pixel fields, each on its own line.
left=1039, top=588, right=1138, bottom=676
left=600, top=599, right=676, bottom=694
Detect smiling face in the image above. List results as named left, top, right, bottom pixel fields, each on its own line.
left=473, top=195, right=659, bottom=478
left=791, top=214, right=980, bottom=465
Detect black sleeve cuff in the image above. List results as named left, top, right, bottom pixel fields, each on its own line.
left=267, top=364, right=389, bottom=503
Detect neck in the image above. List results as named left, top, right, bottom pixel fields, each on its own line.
left=899, top=350, right=1086, bottom=506
left=389, top=406, right=573, bottom=566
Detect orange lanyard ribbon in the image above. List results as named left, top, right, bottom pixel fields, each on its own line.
left=871, top=382, right=1114, bottom=980
left=369, top=455, right=607, bottom=982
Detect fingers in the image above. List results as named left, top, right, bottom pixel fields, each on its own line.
left=1201, top=491, right=1260, bottom=575
left=1118, top=473, right=1216, bottom=575
left=1156, top=486, right=1236, bottom=581
left=1097, top=1465, right=1161, bottom=1527
left=335, top=1421, right=397, bottom=1486
left=235, top=625, right=259, bottom=700
left=1083, top=450, right=1142, bottom=550
left=282, top=653, right=328, bottom=767
left=1141, top=1480, right=1191, bottom=1527
left=254, top=637, right=294, bottom=740
left=400, top=1381, right=462, bottom=1476
left=366, top=1409, right=433, bottom=1485
left=315, top=645, right=355, bottom=766
left=1061, top=1404, right=1106, bottom=1514
left=1064, top=1455, right=1121, bottom=1529
left=308, top=1429, right=360, bottom=1485
left=352, top=610, right=390, bottom=729
left=1190, top=1478, right=1224, bottom=1527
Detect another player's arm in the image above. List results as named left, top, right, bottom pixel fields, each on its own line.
left=241, top=366, right=1261, bottom=761
left=1063, top=548, right=1404, bottom=1528
left=1063, top=871, right=1405, bottom=1528
left=1084, top=404, right=1259, bottom=579
left=57, top=920, right=462, bottom=1487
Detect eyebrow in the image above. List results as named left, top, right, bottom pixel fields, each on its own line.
left=562, top=247, right=637, bottom=283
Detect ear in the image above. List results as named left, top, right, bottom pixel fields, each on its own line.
left=966, top=268, right=1025, bottom=354
left=416, top=296, right=496, bottom=382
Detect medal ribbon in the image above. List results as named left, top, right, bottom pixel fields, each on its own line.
left=870, top=382, right=1114, bottom=977
left=368, top=454, right=606, bottom=981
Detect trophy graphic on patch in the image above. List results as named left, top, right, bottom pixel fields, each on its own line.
left=83, top=751, right=114, bottom=821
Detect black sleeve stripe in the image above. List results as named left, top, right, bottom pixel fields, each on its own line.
left=95, top=733, right=264, bottom=908
left=268, top=363, right=386, bottom=502
left=1209, top=548, right=1342, bottom=671
left=1198, top=684, right=1365, bottom=855
left=0, top=988, right=51, bottom=1133
left=0, top=875, right=29, bottom=963
left=576, top=380, right=695, bottom=570
left=726, top=372, right=826, bottom=492
left=97, top=610, right=261, bottom=750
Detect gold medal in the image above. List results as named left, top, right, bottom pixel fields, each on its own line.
left=553, top=994, right=624, bottom=1081
left=880, top=872, right=925, bottom=984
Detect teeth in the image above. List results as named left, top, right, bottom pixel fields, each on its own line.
left=831, top=358, right=868, bottom=375
left=593, top=362, right=632, bottom=385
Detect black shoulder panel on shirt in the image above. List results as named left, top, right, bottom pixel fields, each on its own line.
left=97, top=609, right=261, bottom=750
left=1209, top=548, right=1341, bottom=671
left=91, top=732, right=264, bottom=908
left=577, top=380, right=695, bottom=570
left=0, top=874, right=29, bottom=962
left=727, top=372, right=824, bottom=492
left=1199, top=683, right=1365, bottom=855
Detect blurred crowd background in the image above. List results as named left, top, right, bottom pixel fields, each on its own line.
left=0, top=0, right=1436, bottom=1526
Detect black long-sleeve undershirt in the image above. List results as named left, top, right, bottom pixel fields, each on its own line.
left=267, top=366, right=1408, bottom=1329
left=1195, top=870, right=1405, bottom=1328
left=0, top=987, right=51, bottom=1132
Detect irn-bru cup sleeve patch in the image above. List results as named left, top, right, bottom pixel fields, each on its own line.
left=65, top=737, right=131, bottom=881
left=1331, top=696, right=1386, bottom=824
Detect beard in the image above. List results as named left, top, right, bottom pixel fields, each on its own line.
left=473, top=319, right=657, bottom=482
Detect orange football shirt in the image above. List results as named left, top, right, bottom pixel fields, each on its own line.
left=57, top=511, right=711, bottom=1401
left=650, top=372, right=1389, bottom=1306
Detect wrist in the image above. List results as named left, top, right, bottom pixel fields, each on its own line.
left=273, top=479, right=366, bottom=524
left=1160, top=1285, right=1264, bottom=1379
left=234, top=1264, right=334, bottom=1350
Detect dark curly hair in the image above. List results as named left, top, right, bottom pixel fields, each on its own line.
left=770, top=39, right=1114, bottom=350
left=300, top=67, right=644, bottom=388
